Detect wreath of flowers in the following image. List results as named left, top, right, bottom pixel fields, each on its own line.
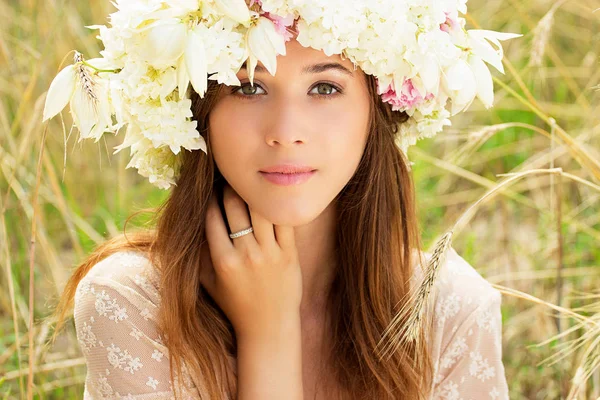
left=43, top=0, right=520, bottom=189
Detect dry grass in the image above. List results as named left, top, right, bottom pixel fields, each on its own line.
left=1, top=0, right=599, bottom=399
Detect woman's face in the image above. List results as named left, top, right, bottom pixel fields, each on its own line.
left=208, top=39, right=371, bottom=227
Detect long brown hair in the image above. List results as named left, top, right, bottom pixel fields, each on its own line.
left=50, top=73, right=433, bottom=399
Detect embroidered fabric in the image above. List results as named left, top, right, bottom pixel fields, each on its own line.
left=73, top=248, right=508, bottom=399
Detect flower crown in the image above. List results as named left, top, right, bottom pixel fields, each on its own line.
left=43, top=0, right=520, bottom=189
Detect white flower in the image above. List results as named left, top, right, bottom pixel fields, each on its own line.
left=246, top=16, right=286, bottom=85
left=214, top=0, right=251, bottom=25
left=203, top=19, right=247, bottom=86
left=466, top=29, right=522, bottom=74
left=184, top=24, right=209, bottom=97
left=176, top=55, right=190, bottom=100
left=131, top=98, right=205, bottom=154
left=444, top=59, right=477, bottom=115
left=86, top=25, right=127, bottom=67
left=135, top=19, right=187, bottom=69
left=43, top=53, right=117, bottom=142
left=70, top=75, right=113, bottom=142
left=127, top=140, right=184, bottom=190
left=43, top=65, right=77, bottom=122
left=468, top=54, right=494, bottom=108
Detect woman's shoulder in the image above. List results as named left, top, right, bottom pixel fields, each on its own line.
left=412, top=246, right=501, bottom=328
left=414, top=247, right=508, bottom=396
left=75, top=249, right=162, bottom=310
left=84, top=249, right=156, bottom=278
left=431, top=246, right=500, bottom=310
left=72, top=251, right=207, bottom=398
left=414, top=246, right=501, bottom=310
left=414, top=246, right=503, bottom=354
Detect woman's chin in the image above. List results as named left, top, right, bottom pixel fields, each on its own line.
left=252, top=205, right=321, bottom=228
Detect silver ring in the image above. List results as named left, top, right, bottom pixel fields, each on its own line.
left=229, top=226, right=254, bottom=239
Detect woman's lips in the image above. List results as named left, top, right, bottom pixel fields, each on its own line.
left=259, top=171, right=316, bottom=186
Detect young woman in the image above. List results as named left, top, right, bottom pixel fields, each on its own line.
left=48, top=1, right=515, bottom=399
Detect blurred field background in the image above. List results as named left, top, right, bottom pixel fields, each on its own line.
left=1, top=0, right=599, bottom=399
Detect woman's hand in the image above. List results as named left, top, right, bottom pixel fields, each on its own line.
left=199, top=183, right=303, bottom=339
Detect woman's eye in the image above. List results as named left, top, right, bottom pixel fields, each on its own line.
left=232, top=82, right=342, bottom=99
left=310, top=83, right=340, bottom=96
left=233, top=83, right=266, bottom=96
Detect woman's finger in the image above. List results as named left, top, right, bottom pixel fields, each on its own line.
left=247, top=204, right=276, bottom=248
left=274, top=224, right=296, bottom=252
left=222, top=184, right=259, bottom=252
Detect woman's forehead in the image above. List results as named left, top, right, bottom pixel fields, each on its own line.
left=238, top=39, right=359, bottom=76
left=285, top=39, right=352, bottom=64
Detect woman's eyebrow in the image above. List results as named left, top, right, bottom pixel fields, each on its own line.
left=239, top=62, right=354, bottom=76
left=301, top=62, right=354, bottom=76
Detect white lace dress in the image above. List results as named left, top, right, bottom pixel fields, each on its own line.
left=73, top=248, right=509, bottom=399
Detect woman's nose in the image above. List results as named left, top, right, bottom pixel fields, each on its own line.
left=263, top=98, right=311, bottom=147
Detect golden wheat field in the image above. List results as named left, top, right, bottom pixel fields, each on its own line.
left=1, top=0, right=599, bottom=399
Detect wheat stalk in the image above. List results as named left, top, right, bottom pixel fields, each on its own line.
left=375, top=231, right=453, bottom=362
left=529, top=1, right=565, bottom=67
left=73, top=51, right=99, bottom=104
left=374, top=168, right=594, bottom=363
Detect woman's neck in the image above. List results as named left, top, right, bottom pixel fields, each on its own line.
left=293, top=201, right=338, bottom=317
